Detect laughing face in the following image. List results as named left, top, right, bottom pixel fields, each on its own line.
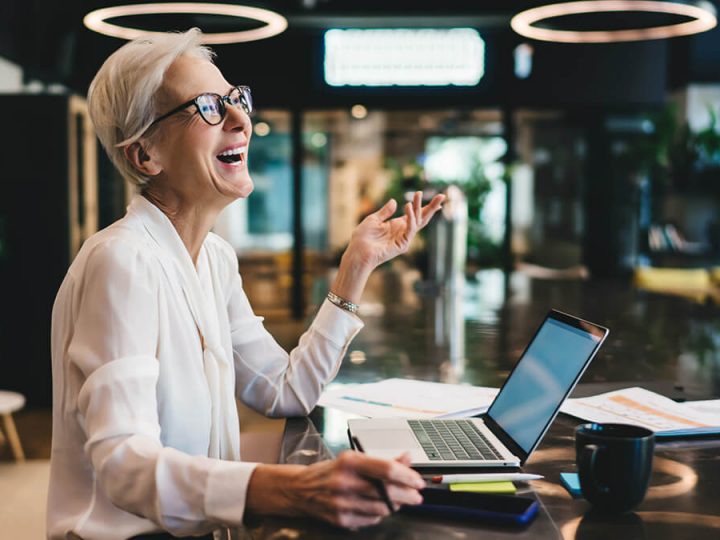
left=142, top=54, right=254, bottom=207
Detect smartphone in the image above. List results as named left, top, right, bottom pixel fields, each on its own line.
left=400, top=487, right=539, bottom=526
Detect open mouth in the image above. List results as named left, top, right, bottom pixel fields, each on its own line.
left=216, top=146, right=246, bottom=166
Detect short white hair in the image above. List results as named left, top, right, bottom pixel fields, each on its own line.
left=87, top=28, right=215, bottom=187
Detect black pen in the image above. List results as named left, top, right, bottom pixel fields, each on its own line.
left=351, top=436, right=395, bottom=514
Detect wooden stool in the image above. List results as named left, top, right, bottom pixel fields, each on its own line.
left=0, top=390, right=26, bottom=461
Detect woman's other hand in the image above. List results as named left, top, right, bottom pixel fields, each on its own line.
left=247, top=451, right=425, bottom=528
left=329, top=191, right=445, bottom=305
left=348, top=191, right=445, bottom=271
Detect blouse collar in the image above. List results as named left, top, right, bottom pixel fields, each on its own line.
left=126, top=194, right=201, bottom=274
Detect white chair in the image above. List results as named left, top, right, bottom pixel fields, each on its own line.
left=0, top=390, right=26, bottom=461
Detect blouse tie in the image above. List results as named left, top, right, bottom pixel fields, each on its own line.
left=138, top=205, right=241, bottom=462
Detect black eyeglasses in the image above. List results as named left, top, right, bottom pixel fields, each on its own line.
left=150, top=85, right=253, bottom=128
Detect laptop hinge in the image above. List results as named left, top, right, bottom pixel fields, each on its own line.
left=482, top=414, right=530, bottom=465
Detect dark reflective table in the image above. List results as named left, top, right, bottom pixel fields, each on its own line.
left=241, top=409, right=720, bottom=540
left=241, top=270, right=720, bottom=539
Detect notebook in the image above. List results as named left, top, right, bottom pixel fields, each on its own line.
left=348, top=309, right=608, bottom=468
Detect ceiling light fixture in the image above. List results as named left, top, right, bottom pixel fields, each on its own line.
left=83, top=3, right=288, bottom=44
left=511, top=0, right=717, bottom=43
left=324, top=28, right=485, bottom=87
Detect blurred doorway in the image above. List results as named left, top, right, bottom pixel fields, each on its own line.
left=512, top=111, right=587, bottom=273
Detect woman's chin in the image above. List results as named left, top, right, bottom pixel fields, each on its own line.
left=219, top=173, right=254, bottom=200
left=236, top=182, right=254, bottom=198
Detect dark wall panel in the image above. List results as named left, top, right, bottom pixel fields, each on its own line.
left=511, top=40, right=668, bottom=108
left=0, top=95, right=72, bottom=408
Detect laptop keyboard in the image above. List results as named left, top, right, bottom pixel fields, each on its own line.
left=408, top=419, right=504, bottom=461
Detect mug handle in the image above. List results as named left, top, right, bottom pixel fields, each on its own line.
left=580, top=444, right=610, bottom=494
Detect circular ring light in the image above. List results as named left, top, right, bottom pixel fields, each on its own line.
left=84, top=3, right=288, bottom=44
left=511, top=0, right=717, bottom=43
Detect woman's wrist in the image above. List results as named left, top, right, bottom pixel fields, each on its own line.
left=331, top=251, right=373, bottom=305
left=327, top=291, right=360, bottom=314
left=245, top=464, right=305, bottom=517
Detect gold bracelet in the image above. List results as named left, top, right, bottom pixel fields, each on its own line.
left=327, top=291, right=359, bottom=314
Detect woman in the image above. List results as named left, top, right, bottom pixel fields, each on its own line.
left=47, top=29, right=444, bottom=539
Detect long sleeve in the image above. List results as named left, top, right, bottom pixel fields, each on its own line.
left=67, top=239, right=256, bottom=537
left=228, top=275, right=364, bottom=418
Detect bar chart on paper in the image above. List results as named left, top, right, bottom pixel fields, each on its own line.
left=318, top=378, right=499, bottom=419
left=561, top=387, right=720, bottom=437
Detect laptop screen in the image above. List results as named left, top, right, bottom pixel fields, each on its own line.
left=487, top=316, right=604, bottom=454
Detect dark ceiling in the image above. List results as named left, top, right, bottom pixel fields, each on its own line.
left=1, top=0, right=719, bottom=109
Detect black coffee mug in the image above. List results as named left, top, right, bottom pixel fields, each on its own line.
left=575, top=423, right=655, bottom=513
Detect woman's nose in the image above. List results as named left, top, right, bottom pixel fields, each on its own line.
left=224, top=104, right=251, bottom=134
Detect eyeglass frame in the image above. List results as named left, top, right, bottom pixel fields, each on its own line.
left=148, top=85, right=253, bottom=128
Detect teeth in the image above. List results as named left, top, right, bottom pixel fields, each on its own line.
left=218, top=146, right=246, bottom=156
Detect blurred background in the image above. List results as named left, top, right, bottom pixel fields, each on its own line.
left=1, top=0, right=719, bottom=472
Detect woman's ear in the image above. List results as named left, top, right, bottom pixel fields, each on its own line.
left=125, top=141, right=163, bottom=176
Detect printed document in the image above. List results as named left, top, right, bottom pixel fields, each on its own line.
left=679, top=399, right=720, bottom=417
left=560, top=387, right=720, bottom=437
left=318, top=378, right=498, bottom=419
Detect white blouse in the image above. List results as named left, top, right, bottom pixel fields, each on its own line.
left=47, top=196, right=363, bottom=540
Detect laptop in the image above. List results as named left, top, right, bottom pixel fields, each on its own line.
left=348, top=309, right=608, bottom=468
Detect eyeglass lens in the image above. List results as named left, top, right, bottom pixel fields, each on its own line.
left=196, top=87, right=253, bottom=125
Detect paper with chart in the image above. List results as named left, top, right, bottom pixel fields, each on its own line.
left=560, top=386, right=720, bottom=436
left=318, top=378, right=499, bottom=419
left=678, top=399, right=720, bottom=417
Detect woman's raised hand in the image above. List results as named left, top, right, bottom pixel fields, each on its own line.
left=246, top=451, right=425, bottom=528
left=347, top=191, right=445, bottom=272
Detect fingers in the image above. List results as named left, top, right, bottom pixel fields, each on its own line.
left=385, top=483, right=424, bottom=507
left=387, top=452, right=424, bottom=507
left=333, top=460, right=423, bottom=517
left=325, top=508, right=383, bottom=529
left=312, top=491, right=387, bottom=528
left=404, top=201, right=418, bottom=236
left=378, top=191, right=444, bottom=231
left=325, top=469, right=386, bottom=500
left=372, top=198, right=397, bottom=221
left=405, top=191, right=445, bottom=230
left=408, top=191, right=423, bottom=227
left=350, top=471, right=423, bottom=508
left=394, top=451, right=414, bottom=466
left=305, top=469, right=395, bottom=528
left=342, top=467, right=422, bottom=508
left=337, top=451, right=425, bottom=490
left=419, top=193, right=445, bottom=227
left=301, top=452, right=426, bottom=528
left=403, top=190, right=423, bottom=235
left=413, top=190, right=422, bottom=223
left=334, top=451, right=425, bottom=510
left=341, top=494, right=394, bottom=517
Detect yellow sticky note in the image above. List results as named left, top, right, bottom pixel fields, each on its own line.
left=448, top=481, right=517, bottom=494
